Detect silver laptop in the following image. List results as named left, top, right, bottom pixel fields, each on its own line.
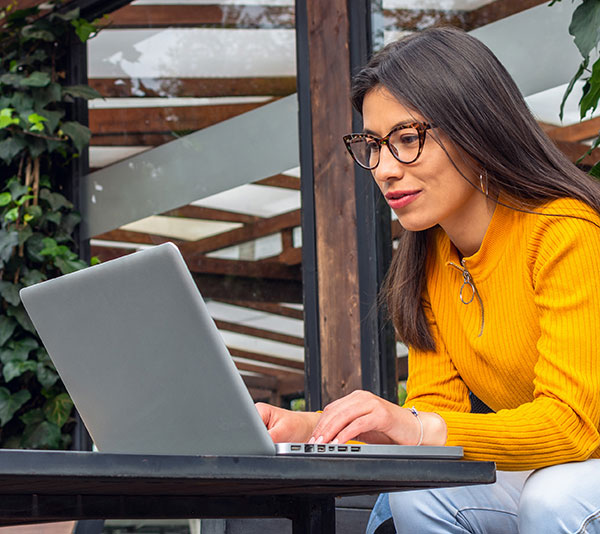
left=20, top=243, right=462, bottom=459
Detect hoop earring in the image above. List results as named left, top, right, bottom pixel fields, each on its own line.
left=479, top=170, right=488, bottom=196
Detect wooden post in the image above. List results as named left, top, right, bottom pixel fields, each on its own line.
left=296, top=0, right=396, bottom=409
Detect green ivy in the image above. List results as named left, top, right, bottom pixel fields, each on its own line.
left=0, top=1, right=104, bottom=449
left=551, top=0, right=600, bottom=176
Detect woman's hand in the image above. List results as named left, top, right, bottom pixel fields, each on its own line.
left=308, top=390, right=447, bottom=446
left=255, top=402, right=321, bottom=443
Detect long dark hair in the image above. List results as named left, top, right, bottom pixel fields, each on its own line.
left=351, top=26, right=600, bottom=351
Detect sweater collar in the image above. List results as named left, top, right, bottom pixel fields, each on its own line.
left=441, top=200, right=518, bottom=281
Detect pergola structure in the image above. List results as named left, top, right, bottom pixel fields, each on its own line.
left=2, top=0, right=597, bottom=414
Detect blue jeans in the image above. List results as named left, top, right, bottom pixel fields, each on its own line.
left=368, top=459, right=600, bottom=533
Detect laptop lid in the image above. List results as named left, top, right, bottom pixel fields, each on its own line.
left=20, top=243, right=462, bottom=460
left=20, top=243, right=276, bottom=456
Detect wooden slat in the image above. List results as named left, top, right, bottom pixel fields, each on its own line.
left=272, top=246, right=302, bottom=266
left=228, top=347, right=304, bottom=371
left=89, top=77, right=297, bottom=99
left=216, top=319, right=304, bottom=347
left=163, top=206, right=262, bottom=225
left=546, top=117, right=600, bottom=143
left=93, top=229, right=187, bottom=245
left=180, top=210, right=301, bottom=255
left=255, top=174, right=301, bottom=190
left=91, top=245, right=301, bottom=280
left=216, top=299, right=304, bottom=320
left=194, top=273, right=303, bottom=303
left=89, top=102, right=271, bottom=136
left=106, top=4, right=295, bottom=29
left=90, top=133, right=175, bottom=147
left=553, top=140, right=600, bottom=166
left=465, top=0, right=548, bottom=31
left=233, top=360, right=303, bottom=380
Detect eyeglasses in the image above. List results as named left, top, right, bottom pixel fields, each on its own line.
left=343, top=122, right=432, bottom=170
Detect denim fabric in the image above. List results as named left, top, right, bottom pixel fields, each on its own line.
left=366, top=493, right=393, bottom=534
left=370, top=459, right=600, bottom=533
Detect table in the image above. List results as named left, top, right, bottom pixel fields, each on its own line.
left=0, top=449, right=495, bottom=533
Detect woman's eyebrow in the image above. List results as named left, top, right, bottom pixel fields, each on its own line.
left=362, top=120, right=416, bottom=136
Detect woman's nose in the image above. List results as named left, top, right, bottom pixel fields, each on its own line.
left=372, top=145, right=405, bottom=184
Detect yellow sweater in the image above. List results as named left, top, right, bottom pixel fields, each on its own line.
left=404, top=198, right=600, bottom=470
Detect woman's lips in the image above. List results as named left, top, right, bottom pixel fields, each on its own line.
left=385, top=190, right=422, bottom=209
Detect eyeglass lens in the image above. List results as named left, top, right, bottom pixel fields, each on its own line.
left=348, top=126, right=421, bottom=168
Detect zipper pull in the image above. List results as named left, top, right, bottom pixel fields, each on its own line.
left=448, top=260, right=485, bottom=337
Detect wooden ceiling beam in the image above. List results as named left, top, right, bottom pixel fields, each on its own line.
left=106, top=4, right=295, bottom=29
left=228, top=347, right=304, bottom=371
left=465, top=0, right=548, bottom=31
left=217, top=319, right=304, bottom=347
left=215, top=299, right=304, bottom=320
left=194, top=273, right=303, bottom=303
left=233, top=360, right=303, bottom=380
left=163, top=205, right=262, bottom=224
left=89, top=77, right=297, bottom=99
left=89, top=101, right=272, bottom=137
left=180, top=209, right=301, bottom=255
left=92, top=229, right=186, bottom=245
left=255, top=174, right=301, bottom=190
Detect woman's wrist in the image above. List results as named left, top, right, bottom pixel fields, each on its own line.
left=418, top=411, right=447, bottom=446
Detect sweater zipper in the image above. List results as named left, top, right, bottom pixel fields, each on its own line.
left=448, top=259, right=485, bottom=337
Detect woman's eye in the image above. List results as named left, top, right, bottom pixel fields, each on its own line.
left=399, top=134, right=419, bottom=145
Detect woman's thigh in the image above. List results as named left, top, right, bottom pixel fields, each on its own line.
left=389, top=470, right=529, bottom=534
left=519, top=459, right=600, bottom=534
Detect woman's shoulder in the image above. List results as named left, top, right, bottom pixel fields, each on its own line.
left=535, top=197, right=600, bottom=221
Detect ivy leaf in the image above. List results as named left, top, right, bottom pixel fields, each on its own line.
left=55, top=256, right=87, bottom=274
left=569, top=0, right=600, bottom=58
left=43, top=392, right=73, bottom=427
left=7, top=305, right=36, bottom=334
left=22, top=269, right=45, bottom=286
left=0, top=107, right=20, bottom=129
left=0, top=137, right=26, bottom=164
left=25, top=204, right=43, bottom=220
left=32, top=83, right=62, bottom=108
left=21, top=420, right=61, bottom=449
left=8, top=178, right=29, bottom=200
left=18, top=226, right=33, bottom=247
left=20, top=71, right=51, bottom=88
left=39, top=189, right=72, bottom=211
left=25, top=232, right=46, bottom=263
left=0, top=192, right=11, bottom=206
left=0, top=388, right=31, bottom=426
left=590, top=161, right=600, bottom=179
left=3, top=359, right=38, bottom=382
left=0, top=73, right=25, bottom=87
left=37, top=109, right=63, bottom=135
left=19, top=407, right=45, bottom=426
left=71, top=18, right=97, bottom=42
left=5, top=206, right=19, bottom=222
left=59, top=121, right=91, bottom=153
left=27, top=112, right=48, bottom=132
left=62, top=85, right=102, bottom=100
left=21, top=25, right=55, bottom=43
left=0, top=229, right=19, bottom=268
left=36, top=362, right=59, bottom=389
left=0, top=281, right=23, bottom=306
left=0, top=316, right=18, bottom=347
left=0, top=337, right=39, bottom=363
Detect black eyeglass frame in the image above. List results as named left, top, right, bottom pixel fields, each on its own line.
left=342, top=122, right=433, bottom=170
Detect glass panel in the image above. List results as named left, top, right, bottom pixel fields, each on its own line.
left=85, top=0, right=304, bottom=440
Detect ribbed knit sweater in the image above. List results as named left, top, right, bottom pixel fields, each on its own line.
left=404, top=197, right=600, bottom=470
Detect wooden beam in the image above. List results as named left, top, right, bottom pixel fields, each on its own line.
left=89, top=77, right=297, bottom=99
left=106, top=4, right=295, bottom=29
left=216, top=320, right=304, bottom=347
left=300, top=0, right=363, bottom=406
left=92, top=229, right=187, bottom=245
left=553, top=140, right=600, bottom=167
left=228, top=347, right=304, bottom=371
left=255, top=174, right=301, bottom=190
left=215, top=299, right=304, bottom=320
left=89, top=102, right=272, bottom=137
left=163, top=206, right=262, bottom=225
left=465, top=0, right=548, bottom=31
left=179, top=210, right=301, bottom=255
left=233, top=360, right=303, bottom=380
left=194, top=273, right=303, bottom=303
left=546, top=117, right=600, bottom=143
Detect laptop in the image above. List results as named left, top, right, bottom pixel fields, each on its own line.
left=20, top=242, right=462, bottom=459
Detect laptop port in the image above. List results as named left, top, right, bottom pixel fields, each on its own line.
left=351, top=446, right=361, bottom=452
left=291, top=445, right=301, bottom=451
left=317, top=445, right=326, bottom=452
left=338, top=446, right=347, bottom=452
left=304, top=444, right=314, bottom=452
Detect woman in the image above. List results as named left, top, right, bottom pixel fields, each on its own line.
left=257, top=27, right=600, bottom=533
